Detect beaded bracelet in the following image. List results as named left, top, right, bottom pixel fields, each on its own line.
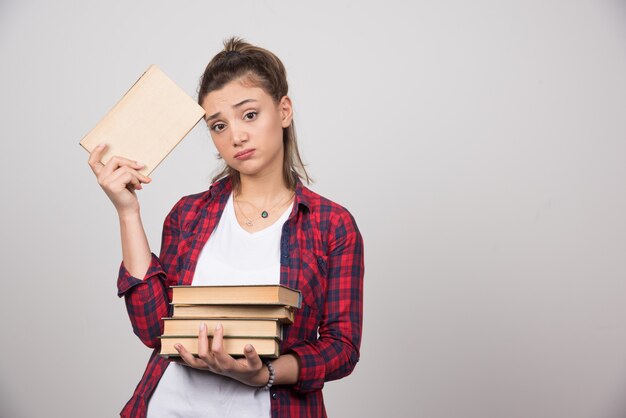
left=260, top=361, right=275, bottom=391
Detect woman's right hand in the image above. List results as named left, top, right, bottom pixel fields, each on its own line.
left=88, top=143, right=152, bottom=216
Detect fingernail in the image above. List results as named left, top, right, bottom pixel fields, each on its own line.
left=215, top=323, right=222, bottom=331
left=97, top=143, right=105, bottom=148
left=245, top=344, right=253, bottom=352
left=135, top=161, right=145, bottom=167
left=136, top=184, right=143, bottom=190
left=175, top=344, right=181, bottom=351
left=199, top=322, right=206, bottom=331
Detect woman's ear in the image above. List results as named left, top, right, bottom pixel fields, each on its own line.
left=279, top=95, right=293, bottom=128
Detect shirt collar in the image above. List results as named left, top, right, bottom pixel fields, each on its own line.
left=293, top=177, right=312, bottom=211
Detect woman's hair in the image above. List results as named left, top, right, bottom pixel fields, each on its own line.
left=198, top=36, right=311, bottom=191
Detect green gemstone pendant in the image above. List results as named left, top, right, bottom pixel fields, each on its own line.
left=261, top=211, right=269, bottom=218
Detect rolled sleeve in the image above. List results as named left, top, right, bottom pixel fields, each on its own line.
left=116, top=252, right=166, bottom=297
left=117, top=251, right=170, bottom=348
left=287, top=341, right=327, bottom=393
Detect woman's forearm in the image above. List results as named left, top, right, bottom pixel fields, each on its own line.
left=118, top=209, right=152, bottom=279
left=272, top=353, right=300, bottom=385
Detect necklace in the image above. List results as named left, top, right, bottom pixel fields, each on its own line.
left=234, top=192, right=295, bottom=227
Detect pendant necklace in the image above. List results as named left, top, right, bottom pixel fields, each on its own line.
left=235, top=192, right=295, bottom=227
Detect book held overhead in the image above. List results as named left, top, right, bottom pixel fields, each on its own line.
left=79, top=65, right=205, bottom=176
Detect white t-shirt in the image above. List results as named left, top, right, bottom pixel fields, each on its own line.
left=146, top=192, right=291, bottom=418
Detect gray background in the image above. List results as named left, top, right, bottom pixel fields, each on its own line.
left=1, top=0, right=626, bottom=417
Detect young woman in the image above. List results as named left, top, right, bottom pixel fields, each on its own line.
left=88, top=37, right=364, bottom=418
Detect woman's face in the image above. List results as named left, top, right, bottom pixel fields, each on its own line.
left=201, top=79, right=293, bottom=180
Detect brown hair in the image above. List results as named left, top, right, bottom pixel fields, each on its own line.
left=198, top=36, right=311, bottom=191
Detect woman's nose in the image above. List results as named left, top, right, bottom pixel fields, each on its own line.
left=231, top=124, right=249, bottom=146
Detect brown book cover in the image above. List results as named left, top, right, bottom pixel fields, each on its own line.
left=162, top=318, right=283, bottom=340
left=170, top=285, right=302, bottom=308
left=171, top=304, right=294, bottom=324
left=79, top=64, right=205, bottom=176
left=160, top=336, right=280, bottom=358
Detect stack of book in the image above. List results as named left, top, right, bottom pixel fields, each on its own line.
left=159, top=284, right=301, bottom=359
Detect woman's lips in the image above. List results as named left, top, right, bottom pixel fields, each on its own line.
left=234, top=149, right=255, bottom=160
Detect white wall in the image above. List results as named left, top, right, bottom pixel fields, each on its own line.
left=1, top=0, right=625, bottom=417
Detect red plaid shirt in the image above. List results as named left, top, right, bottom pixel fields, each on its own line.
left=116, top=177, right=364, bottom=417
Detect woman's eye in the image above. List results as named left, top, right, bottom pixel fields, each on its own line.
left=211, top=123, right=226, bottom=133
left=244, top=111, right=257, bottom=120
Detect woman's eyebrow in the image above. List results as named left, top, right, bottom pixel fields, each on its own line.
left=205, top=99, right=259, bottom=122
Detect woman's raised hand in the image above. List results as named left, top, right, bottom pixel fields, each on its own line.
left=88, top=143, right=152, bottom=216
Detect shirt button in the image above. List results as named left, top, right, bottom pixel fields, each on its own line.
left=272, top=392, right=278, bottom=400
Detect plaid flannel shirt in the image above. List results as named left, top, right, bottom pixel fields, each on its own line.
left=116, top=177, right=364, bottom=418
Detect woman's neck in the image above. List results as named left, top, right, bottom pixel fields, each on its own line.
left=236, top=170, right=292, bottom=207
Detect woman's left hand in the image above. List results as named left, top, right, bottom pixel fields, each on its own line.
left=174, top=322, right=269, bottom=387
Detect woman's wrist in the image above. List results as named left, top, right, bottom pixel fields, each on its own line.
left=258, top=361, right=275, bottom=390
left=117, top=207, right=141, bottom=223
left=255, top=361, right=272, bottom=388
left=239, top=354, right=299, bottom=387
left=237, top=361, right=270, bottom=387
